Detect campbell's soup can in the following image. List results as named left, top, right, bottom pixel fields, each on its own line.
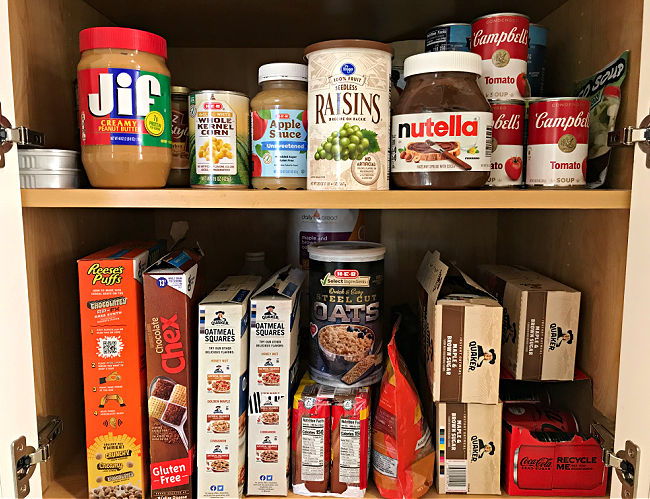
left=513, top=443, right=606, bottom=490
left=488, top=99, right=524, bottom=187
left=526, top=98, right=589, bottom=187
left=471, top=13, right=530, bottom=100
left=425, top=23, right=471, bottom=52
left=504, top=404, right=578, bottom=433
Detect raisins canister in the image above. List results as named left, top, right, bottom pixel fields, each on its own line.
left=305, top=40, right=393, bottom=190
left=308, top=241, right=385, bottom=387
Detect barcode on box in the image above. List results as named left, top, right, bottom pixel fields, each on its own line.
left=446, top=459, right=468, bottom=493
left=485, top=126, right=493, bottom=156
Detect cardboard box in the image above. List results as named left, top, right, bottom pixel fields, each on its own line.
left=78, top=241, right=165, bottom=499
left=196, top=275, right=261, bottom=499
left=144, top=249, right=202, bottom=498
left=247, top=266, right=305, bottom=496
left=478, top=265, right=581, bottom=381
left=435, top=401, right=502, bottom=495
left=501, top=372, right=608, bottom=496
left=417, top=250, right=502, bottom=404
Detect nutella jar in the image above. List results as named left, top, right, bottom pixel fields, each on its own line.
left=391, top=52, right=492, bottom=189
left=167, top=86, right=190, bottom=186
left=78, top=27, right=172, bottom=188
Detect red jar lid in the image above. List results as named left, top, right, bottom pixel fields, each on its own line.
left=79, top=27, right=167, bottom=59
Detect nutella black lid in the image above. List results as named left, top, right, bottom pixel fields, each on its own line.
left=404, top=51, right=482, bottom=78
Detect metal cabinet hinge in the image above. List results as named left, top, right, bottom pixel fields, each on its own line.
left=592, top=421, right=639, bottom=498
left=608, top=115, right=650, bottom=167
left=11, top=416, right=62, bottom=498
left=0, top=101, right=44, bottom=168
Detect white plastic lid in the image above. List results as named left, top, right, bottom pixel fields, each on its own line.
left=404, top=51, right=482, bottom=78
left=245, top=251, right=266, bottom=262
left=258, top=63, right=308, bottom=83
left=308, top=241, right=386, bottom=262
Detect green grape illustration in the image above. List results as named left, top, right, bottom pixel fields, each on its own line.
left=313, top=122, right=379, bottom=161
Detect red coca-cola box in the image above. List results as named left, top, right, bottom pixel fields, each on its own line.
left=144, top=249, right=202, bottom=499
left=501, top=371, right=608, bottom=496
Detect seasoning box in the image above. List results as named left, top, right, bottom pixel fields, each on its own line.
left=144, top=249, right=202, bottom=498
left=435, top=401, right=503, bottom=495
left=417, top=250, right=502, bottom=404
left=197, top=275, right=261, bottom=499
left=78, top=241, right=166, bottom=499
left=478, top=265, right=581, bottom=381
left=247, top=266, right=305, bottom=496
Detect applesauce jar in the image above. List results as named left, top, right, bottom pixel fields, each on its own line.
left=77, top=27, right=172, bottom=188
left=250, top=63, right=308, bottom=189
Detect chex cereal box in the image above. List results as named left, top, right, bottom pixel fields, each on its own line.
left=248, top=266, right=304, bottom=496
left=78, top=241, right=165, bottom=499
left=197, top=275, right=261, bottom=498
left=144, top=249, right=202, bottom=498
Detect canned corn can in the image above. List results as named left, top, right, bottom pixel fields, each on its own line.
left=189, top=90, right=250, bottom=188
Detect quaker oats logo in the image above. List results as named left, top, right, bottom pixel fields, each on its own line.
left=471, top=435, right=496, bottom=461
left=262, top=305, right=279, bottom=320
left=343, top=399, right=354, bottom=411
left=211, top=310, right=228, bottom=325
left=468, top=340, right=497, bottom=371
left=548, top=323, right=574, bottom=351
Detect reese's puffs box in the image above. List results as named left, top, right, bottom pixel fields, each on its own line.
left=78, top=242, right=165, bottom=499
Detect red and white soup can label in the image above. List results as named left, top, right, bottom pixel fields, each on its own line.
left=488, top=100, right=524, bottom=186
left=471, top=13, right=530, bottom=100
left=526, top=98, right=589, bottom=187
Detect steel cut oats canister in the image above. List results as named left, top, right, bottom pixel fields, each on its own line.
left=305, top=40, right=393, bottom=190
left=308, top=242, right=385, bottom=387
left=526, top=97, right=589, bottom=187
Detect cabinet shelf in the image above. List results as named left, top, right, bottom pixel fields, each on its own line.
left=21, top=188, right=631, bottom=210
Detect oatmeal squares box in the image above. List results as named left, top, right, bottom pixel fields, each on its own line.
left=477, top=265, right=580, bottom=381
left=248, top=266, right=305, bottom=496
left=417, top=250, right=502, bottom=404
left=435, top=401, right=503, bottom=494
left=144, top=249, right=202, bottom=499
left=197, top=275, right=261, bottom=498
left=78, top=241, right=165, bottom=499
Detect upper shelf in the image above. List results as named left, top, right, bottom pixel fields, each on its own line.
left=82, top=0, right=568, bottom=47
left=20, top=188, right=631, bottom=210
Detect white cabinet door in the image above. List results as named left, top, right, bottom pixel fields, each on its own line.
left=613, top=4, right=650, bottom=499
left=0, top=1, right=41, bottom=497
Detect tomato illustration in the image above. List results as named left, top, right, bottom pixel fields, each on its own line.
left=505, top=156, right=523, bottom=180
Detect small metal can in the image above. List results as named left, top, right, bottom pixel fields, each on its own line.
left=488, top=99, right=525, bottom=187
left=471, top=13, right=530, bottom=100
left=527, top=24, right=548, bottom=96
left=425, top=23, right=471, bottom=52
left=504, top=404, right=578, bottom=433
left=526, top=97, right=589, bottom=188
left=189, top=90, right=250, bottom=188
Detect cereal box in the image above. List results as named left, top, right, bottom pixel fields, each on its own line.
left=248, top=266, right=304, bottom=496
left=417, top=250, right=502, bottom=404
left=144, top=249, right=202, bottom=498
left=435, top=401, right=503, bottom=495
left=78, top=242, right=165, bottom=499
left=197, top=275, right=261, bottom=498
left=478, top=265, right=581, bottom=380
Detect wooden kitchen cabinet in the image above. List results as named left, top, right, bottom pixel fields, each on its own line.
left=0, top=0, right=648, bottom=498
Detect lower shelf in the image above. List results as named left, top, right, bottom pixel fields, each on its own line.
left=43, top=456, right=604, bottom=499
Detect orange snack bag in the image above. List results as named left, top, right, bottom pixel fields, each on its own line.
left=372, top=316, right=435, bottom=499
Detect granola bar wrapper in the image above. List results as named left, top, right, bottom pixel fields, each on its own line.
left=575, top=51, right=629, bottom=187
left=372, top=316, right=435, bottom=499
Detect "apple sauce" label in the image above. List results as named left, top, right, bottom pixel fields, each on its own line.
left=391, top=112, right=492, bottom=172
